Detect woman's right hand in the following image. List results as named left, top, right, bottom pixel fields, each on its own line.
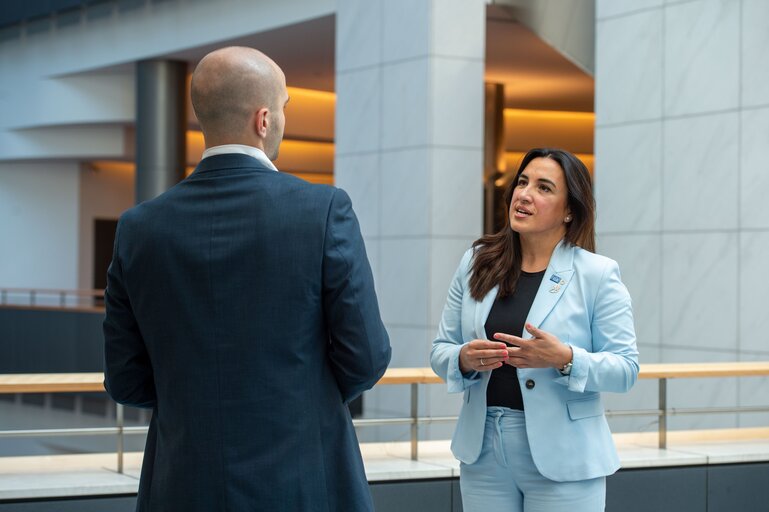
left=459, top=340, right=509, bottom=373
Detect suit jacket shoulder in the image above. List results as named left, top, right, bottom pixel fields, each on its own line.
left=571, top=245, right=620, bottom=279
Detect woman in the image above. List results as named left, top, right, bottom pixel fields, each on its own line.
left=430, top=148, right=638, bottom=511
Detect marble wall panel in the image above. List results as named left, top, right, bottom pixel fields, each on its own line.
left=739, top=231, right=769, bottom=354
left=736, top=354, right=769, bottom=428
left=379, top=238, right=430, bottom=327
left=429, top=237, right=477, bottom=329
left=380, top=149, right=430, bottom=237
left=335, top=153, right=381, bottom=238
left=381, top=59, right=430, bottom=150
left=335, top=0, right=381, bottom=71
left=595, top=9, right=662, bottom=125
left=740, top=107, right=769, bottom=229
left=661, top=232, right=738, bottom=352
left=661, top=347, right=739, bottom=430
left=382, top=0, right=430, bottom=63
left=429, top=148, right=483, bottom=238
left=597, top=0, right=663, bottom=19
left=358, top=325, right=437, bottom=443
left=595, top=123, right=662, bottom=233
left=598, top=234, right=662, bottom=348
left=430, top=58, right=484, bottom=149
left=604, top=379, right=661, bottom=434
left=741, top=0, right=769, bottom=107
left=664, top=0, right=740, bottom=116
left=335, top=67, right=381, bottom=155
left=430, top=0, right=485, bottom=59
left=662, top=112, right=739, bottom=231
left=424, top=384, right=463, bottom=440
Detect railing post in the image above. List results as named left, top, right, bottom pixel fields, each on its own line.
left=659, top=378, right=667, bottom=449
left=116, top=404, right=125, bottom=474
left=410, top=383, right=418, bottom=461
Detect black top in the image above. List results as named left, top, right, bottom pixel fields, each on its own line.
left=484, top=269, right=546, bottom=410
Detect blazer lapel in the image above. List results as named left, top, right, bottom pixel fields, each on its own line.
left=523, top=240, right=576, bottom=337
left=475, top=285, right=499, bottom=340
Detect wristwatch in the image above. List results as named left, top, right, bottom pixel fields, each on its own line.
left=559, top=345, right=574, bottom=376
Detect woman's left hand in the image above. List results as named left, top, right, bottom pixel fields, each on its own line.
left=494, top=323, right=572, bottom=369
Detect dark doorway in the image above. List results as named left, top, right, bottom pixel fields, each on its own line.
left=93, top=219, right=118, bottom=290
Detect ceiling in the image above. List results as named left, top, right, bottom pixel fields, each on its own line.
left=485, top=9, right=594, bottom=112
left=111, top=8, right=594, bottom=113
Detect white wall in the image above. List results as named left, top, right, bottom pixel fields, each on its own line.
left=77, top=166, right=135, bottom=290
left=0, top=162, right=80, bottom=289
left=595, top=0, right=769, bottom=431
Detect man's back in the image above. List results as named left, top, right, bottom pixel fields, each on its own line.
left=104, top=154, right=391, bottom=511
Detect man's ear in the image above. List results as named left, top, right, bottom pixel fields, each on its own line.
left=254, top=108, right=269, bottom=138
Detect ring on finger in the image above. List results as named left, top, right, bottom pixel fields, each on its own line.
left=480, top=358, right=486, bottom=366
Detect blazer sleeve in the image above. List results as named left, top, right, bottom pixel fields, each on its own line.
left=430, top=249, right=482, bottom=393
left=322, top=188, right=391, bottom=404
left=559, top=259, right=639, bottom=394
left=102, top=218, right=157, bottom=408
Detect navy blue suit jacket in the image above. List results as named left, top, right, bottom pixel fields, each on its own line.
left=103, top=154, right=391, bottom=511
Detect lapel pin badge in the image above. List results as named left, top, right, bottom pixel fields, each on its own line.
left=549, top=275, right=566, bottom=293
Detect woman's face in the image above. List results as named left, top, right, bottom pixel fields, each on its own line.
left=509, top=157, right=571, bottom=241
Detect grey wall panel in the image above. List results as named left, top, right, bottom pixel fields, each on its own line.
left=707, top=463, right=769, bottom=512
left=370, top=479, right=453, bottom=512
left=0, top=309, right=104, bottom=373
left=452, top=478, right=463, bottom=512
left=606, top=466, right=707, bottom=512
left=1, top=464, right=768, bottom=511
left=0, top=495, right=136, bottom=512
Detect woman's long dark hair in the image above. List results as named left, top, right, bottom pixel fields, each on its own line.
left=468, top=148, right=595, bottom=301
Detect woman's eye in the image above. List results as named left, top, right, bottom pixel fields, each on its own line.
left=539, top=185, right=551, bottom=193
left=517, top=180, right=527, bottom=187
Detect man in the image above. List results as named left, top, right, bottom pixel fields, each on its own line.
left=103, top=46, right=391, bottom=511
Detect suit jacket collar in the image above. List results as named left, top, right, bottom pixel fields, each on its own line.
left=189, top=153, right=277, bottom=176
left=524, top=239, right=575, bottom=336
left=474, top=239, right=576, bottom=340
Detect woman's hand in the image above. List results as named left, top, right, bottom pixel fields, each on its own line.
left=459, top=339, right=509, bottom=373
left=494, top=323, right=572, bottom=369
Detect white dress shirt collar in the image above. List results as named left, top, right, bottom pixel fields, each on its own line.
left=201, top=144, right=278, bottom=172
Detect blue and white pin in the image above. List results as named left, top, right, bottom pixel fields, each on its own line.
left=549, top=274, right=566, bottom=293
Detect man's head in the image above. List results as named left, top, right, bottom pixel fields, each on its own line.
left=190, top=46, right=289, bottom=160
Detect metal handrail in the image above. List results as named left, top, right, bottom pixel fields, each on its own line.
left=1, top=363, right=769, bottom=473
left=0, top=287, right=104, bottom=308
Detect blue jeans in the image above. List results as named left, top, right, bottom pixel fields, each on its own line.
left=460, top=407, right=606, bottom=512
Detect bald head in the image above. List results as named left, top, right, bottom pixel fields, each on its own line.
left=191, top=46, right=288, bottom=156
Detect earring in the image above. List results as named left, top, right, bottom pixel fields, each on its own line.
left=565, top=216, right=572, bottom=222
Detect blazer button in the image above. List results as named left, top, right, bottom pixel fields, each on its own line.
left=525, top=379, right=535, bottom=390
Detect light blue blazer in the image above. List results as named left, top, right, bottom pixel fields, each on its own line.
left=430, top=240, right=639, bottom=482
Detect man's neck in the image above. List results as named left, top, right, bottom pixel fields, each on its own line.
left=201, top=144, right=278, bottom=172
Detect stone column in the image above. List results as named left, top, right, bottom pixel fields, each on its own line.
left=335, top=0, right=486, bottom=439
left=135, top=60, right=187, bottom=203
